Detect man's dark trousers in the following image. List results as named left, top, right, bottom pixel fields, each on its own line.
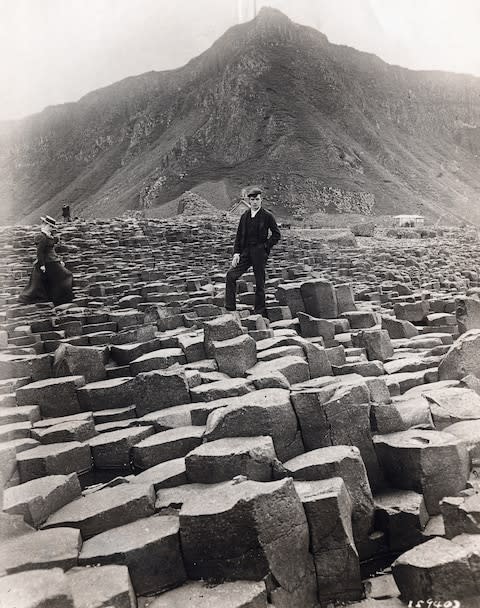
left=225, top=243, right=268, bottom=315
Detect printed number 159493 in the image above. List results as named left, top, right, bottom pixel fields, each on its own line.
left=407, top=601, right=460, bottom=608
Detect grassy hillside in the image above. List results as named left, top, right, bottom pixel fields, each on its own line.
left=1, top=8, right=480, bottom=224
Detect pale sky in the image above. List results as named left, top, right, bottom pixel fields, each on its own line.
left=1, top=0, right=480, bottom=121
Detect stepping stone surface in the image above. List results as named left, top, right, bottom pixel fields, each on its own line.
left=132, top=426, right=204, bottom=470
left=67, top=565, right=136, bottom=608
left=43, top=482, right=155, bottom=538
left=204, top=388, right=304, bottom=462
left=0, top=568, right=75, bottom=608
left=374, top=429, right=470, bottom=514
left=180, top=478, right=312, bottom=589
left=185, top=435, right=278, bottom=483
left=3, top=473, right=82, bottom=527
left=79, top=515, right=186, bottom=595
left=143, top=580, right=268, bottom=608
left=7, top=216, right=480, bottom=606
left=88, top=425, right=154, bottom=469
left=15, top=375, right=85, bottom=417
left=0, top=527, right=81, bottom=575
left=16, top=441, right=92, bottom=482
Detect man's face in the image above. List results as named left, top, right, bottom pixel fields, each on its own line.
left=249, top=194, right=262, bottom=211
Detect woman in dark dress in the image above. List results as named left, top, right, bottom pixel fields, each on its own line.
left=19, top=215, right=73, bottom=306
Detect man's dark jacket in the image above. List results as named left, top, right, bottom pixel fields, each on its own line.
left=233, top=207, right=281, bottom=254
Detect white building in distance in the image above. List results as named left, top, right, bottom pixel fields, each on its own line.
left=394, top=214, right=425, bottom=227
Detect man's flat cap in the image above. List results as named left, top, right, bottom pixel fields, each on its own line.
left=246, top=185, right=262, bottom=197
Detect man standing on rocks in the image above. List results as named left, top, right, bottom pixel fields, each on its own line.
left=225, top=185, right=281, bottom=317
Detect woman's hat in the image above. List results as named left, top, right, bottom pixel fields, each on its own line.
left=40, top=215, right=57, bottom=228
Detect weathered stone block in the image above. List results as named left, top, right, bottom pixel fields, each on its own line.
left=143, top=580, right=268, bottom=608
left=394, top=301, right=429, bottom=323
left=53, top=344, right=107, bottom=383
left=129, top=348, right=186, bottom=375
left=0, top=568, right=75, bottom=608
left=440, top=494, right=480, bottom=538
left=0, top=406, right=40, bottom=426
left=374, top=489, right=428, bottom=552
left=79, top=515, right=186, bottom=595
left=3, top=473, right=82, bottom=527
left=444, top=418, right=480, bottom=461
left=456, top=295, right=480, bottom=334
left=177, top=333, right=207, bottom=362
left=439, top=329, right=480, bottom=380
left=0, top=353, right=51, bottom=382
left=132, top=457, right=187, bottom=491
left=190, top=378, right=255, bottom=402
left=356, top=329, right=394, bottom=362
left=43, top=482, right=155, bottom=539
left=66, top=565, right=136, bottom=608
left=88, top=426, right=155, bottom=469
left=0, top=527, right=81, bottom=575
left=31, top=418, right=97, bottom=444
left=283, top=445, right=374, bottom=559
left=276, top=284, right=305, bottom=318
left=204, top=389, right=304, bottom=462
left=213, top=334, right=257, bottom=377
left=295, top=478, right=362, bottom=603
left=247, top=355, right=310, bottom=385
left=382, top=315, right=419, bottom=339
left=341, top=311, right=377, bottom=329
left=16, top=376, right=85, bottom=418
left=297, top=312, right=335, bottom=340
left=133, top=368, right=191, bottom=416
left=424, top=387, right=480, bottom=429
left=186, top=436, right=279, bottom=484
left=16, top=442, right=92, bottom=483
left=374, top=429, right=469, bottom=514
left=335, top=283, right=357, bottom=313
left=300, top=279, right=338, bottom=319
left=132, top=426, right=204, bottom=470
left=180, top=478, right=313, bottom=596
left=392, top=536, right=479, bottom=602
left=76, top=377, right=136, bottom=411
left=203, top=314, right=244, bottom=357
left=372, top=396, right=432, bottom=434
left=291, top=382, right=382, bottom=488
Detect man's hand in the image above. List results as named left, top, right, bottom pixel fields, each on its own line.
left=40, top=265, right=46, bottom=273
left=231, top=253, right=240, bottom=268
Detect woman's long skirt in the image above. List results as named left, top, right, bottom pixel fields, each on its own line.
left=19, top=262, right=73, bottom=306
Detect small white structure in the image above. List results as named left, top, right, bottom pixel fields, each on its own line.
left=394, top=214, right=425, bottom=228
left=229, top=199, right=251, bottom=216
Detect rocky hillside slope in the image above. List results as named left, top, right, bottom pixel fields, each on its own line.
left=1, top=7, right=480, bottom=223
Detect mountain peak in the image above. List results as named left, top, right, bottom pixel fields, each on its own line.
left=2, top=9, right=480, bottom=224
left=255, top=6, right=291, bottom=22
left=253, top=6, right=293, bottom=31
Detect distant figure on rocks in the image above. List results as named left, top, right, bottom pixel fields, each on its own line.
left=225, top=186, right=280, bottom=317
left=62, top=204, right=71, bottom=222
left=19, top=215, right=73, bottom=307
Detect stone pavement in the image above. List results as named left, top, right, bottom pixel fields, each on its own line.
left=2, top=217, right=480, bottom=606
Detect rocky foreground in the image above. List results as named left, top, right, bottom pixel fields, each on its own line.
left=2, top=218, right=480, bottom=607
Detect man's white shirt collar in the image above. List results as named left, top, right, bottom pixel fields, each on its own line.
left=250, top=207, right=261, bottom=218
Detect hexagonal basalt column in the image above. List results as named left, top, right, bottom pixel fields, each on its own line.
left=179, top=478, right=315, bottom=598
left=374, top=429, right=469, bottom=514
